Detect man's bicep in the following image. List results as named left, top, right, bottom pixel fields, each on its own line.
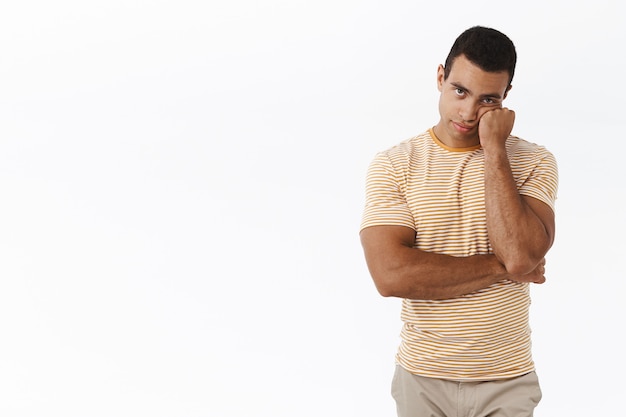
left=360, top=225, right=417, bottom=295
left=360, top=225, right=415, bottom=269
left=360, top=225, right=416, bottom=250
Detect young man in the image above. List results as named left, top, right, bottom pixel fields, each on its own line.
left=360, top=26, right=558, bottom=417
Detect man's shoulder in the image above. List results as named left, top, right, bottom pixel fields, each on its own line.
left=507, top=135, right=552, bottom=153
left=506, top=136, right=558, bottom=185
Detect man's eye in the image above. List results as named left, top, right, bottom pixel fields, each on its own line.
left=455, top=88, right=464, bottom=96
left=483, top=98, right=494, bottom=104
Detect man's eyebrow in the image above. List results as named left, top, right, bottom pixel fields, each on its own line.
left=450, top=82, right=502, bottom=100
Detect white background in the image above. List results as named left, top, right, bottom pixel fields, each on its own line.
left=0, top=1, right=623, bottom=416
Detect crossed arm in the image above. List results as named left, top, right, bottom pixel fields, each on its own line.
left=360, top=208, right=550, bottom=300
left=360, top=109, right=555, bottom=300
left=360, top=225, right=510, bottom=300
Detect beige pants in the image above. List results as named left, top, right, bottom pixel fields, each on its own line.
left=391, top=365, right=542, bottom=417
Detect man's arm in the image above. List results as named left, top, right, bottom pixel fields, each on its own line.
left=479, top=109, right=556, bottom=275
left=360, top=225, right=546, bottom=300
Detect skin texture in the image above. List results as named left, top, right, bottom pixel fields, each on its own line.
left=360, top=54, right=554, bottom=300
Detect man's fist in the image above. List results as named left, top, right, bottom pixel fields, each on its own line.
left=478, top=108, right=515, bottom=148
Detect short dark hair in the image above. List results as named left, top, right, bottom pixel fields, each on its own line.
left=443, top=26, right=517, bottom=85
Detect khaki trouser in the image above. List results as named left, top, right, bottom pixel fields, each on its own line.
left=391, top=365, right=542, bottom=417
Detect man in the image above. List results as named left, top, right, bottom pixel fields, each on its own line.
left=360, top=26, right=558, bottom=417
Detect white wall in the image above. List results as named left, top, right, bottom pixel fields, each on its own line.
left=0, top=1, right=623, bottom=416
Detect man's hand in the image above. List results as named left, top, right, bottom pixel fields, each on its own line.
left=509, top=258, right=546, bottom=284
left=478, top=108, right=515, bottom=149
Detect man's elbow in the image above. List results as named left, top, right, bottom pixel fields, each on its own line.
left=500, top=253, right=544, bottom=276
left=370, top=268, right=409, bottom=298
left=372, top=273, right=399, bottom=297
left=371, top=269, right=429, bottom=299
left=503, top=261, right=534, bottom=276
left=376, top=284, right=400, bottom=298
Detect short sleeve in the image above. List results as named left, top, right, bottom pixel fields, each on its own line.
left=518, top=148, right=559, bottom=212
left=360, top=151, right=415, bottom=232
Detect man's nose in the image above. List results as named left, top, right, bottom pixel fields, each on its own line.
left=459, top=101, right=478, bottom=122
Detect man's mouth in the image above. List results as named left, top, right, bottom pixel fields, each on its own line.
left=453, top=122, right=474, bottom=133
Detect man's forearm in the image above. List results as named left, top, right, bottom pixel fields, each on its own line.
left=483, top=148, right=552, bottom=274
left=361, top=226, right=511, bottom=300
left=387, top=249, right=509, bottom=300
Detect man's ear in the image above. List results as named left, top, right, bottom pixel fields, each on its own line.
left=436, top=64, right=445, bottom=92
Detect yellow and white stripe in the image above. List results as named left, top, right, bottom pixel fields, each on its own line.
left=361, top=129, right=558, bottom=380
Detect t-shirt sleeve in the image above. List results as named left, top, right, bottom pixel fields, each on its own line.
left=518, top=148, right=559, bottom=212
left=360, top=151, right=415, bottom=232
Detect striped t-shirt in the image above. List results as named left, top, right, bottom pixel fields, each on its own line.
left=361, top=128, right=558, bottom=380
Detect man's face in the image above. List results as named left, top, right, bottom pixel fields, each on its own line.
left=434, top=54, right=511, bottom=148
